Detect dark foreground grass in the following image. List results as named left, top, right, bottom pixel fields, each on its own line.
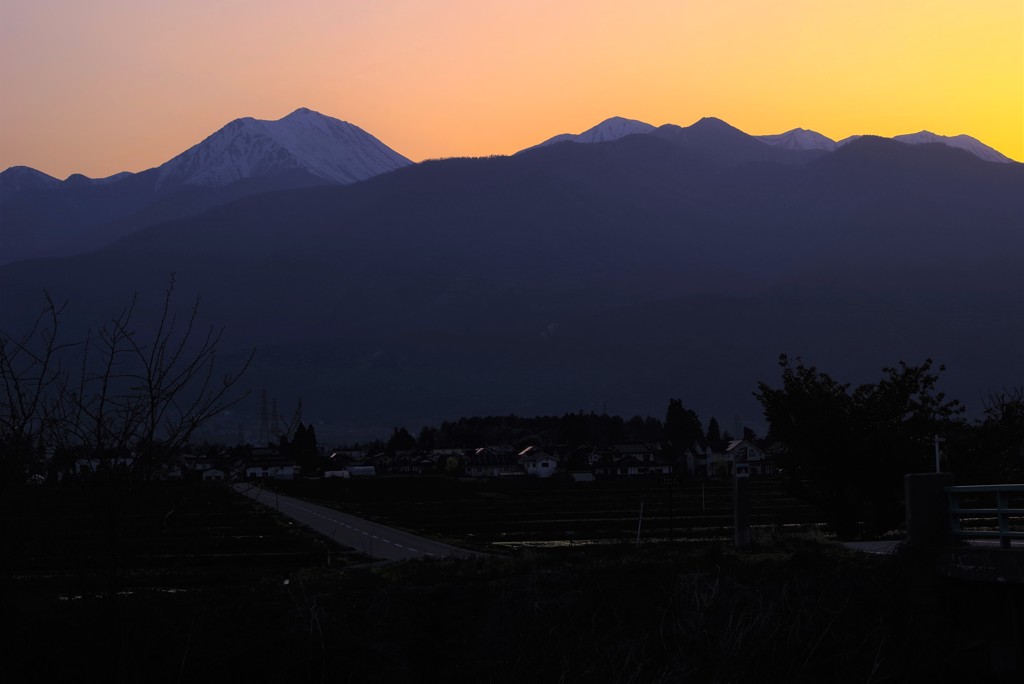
left=3, top=482, right=1019, bottom=683
left=6, top=533, right=1017, bottom=682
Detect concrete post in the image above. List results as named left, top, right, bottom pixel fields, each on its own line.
left=904, top=472, right=955, bottom=549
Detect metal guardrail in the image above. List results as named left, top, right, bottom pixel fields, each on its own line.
left=946, top=484, right=1024, bottom=549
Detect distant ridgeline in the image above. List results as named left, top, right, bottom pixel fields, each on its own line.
left=1, top=111, right=1021, bottom=441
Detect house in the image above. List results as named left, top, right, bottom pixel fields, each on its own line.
left=701, top=440, right=773, bottom=477
left=346, top=465, right=377, bottom=477
left=724, top=440, right=773, bottom=475
left=72, top=454, right=135, bottom=477
left=519, top=447, right=559, bottom=478
left=612, top=443, right=659, bottom=465
left=202, top=468, right=226, bottom=482
left=464, top=447, right=522, bottom=478
left=245, top=458, right=300, bottom=480
left=589, top=443, right=672, bottom=477
left=682, top=441, right=713, bottom=477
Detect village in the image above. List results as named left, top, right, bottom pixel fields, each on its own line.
left=58, top=437, right=777, bottom=483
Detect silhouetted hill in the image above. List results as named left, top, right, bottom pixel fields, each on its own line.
left=1, top=132, right=1020, bottom=440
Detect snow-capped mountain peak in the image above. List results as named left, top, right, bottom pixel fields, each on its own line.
left=892, top=131, right=1013, bottom=164
left=756, top=128, right=837, bottom=152
left=156, top=108, right=412, bottom=188
left=533, top=116, right=657, bottom=149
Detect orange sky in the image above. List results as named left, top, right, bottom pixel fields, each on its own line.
left=1, top=0, right=1021, bottom=178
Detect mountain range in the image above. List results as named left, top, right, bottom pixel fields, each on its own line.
left=1, top=110, right=1021, bottom=441
left=2, top=111, right=1014, bottom=266
left=0, top=108, right=410, bottom=264
left=533, top=117, right=1015, bottom=162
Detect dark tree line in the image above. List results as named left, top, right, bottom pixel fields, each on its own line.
left=366, top=406, right=741, bottom=455
left=755, top=354, right=1023, bottom=539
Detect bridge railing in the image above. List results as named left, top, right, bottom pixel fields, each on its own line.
left=945, top=484, right=1024, bottom=549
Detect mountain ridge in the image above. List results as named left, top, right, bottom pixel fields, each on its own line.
left=2, top=129, right=1020, bottom=440
left=155, top=107, right=412, bottom=188
left=0, top=108, right=412, bottom=264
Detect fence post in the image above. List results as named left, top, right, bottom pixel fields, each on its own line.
left=997, top=491, right=1011, bottom=549
left=734, top=456, right=751, bottom=548
left=904, top=473, right=955, bottom=550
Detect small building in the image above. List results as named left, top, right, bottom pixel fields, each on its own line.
left=464, top=448, right=522, bottom=478
left=202, top=468, right=226, bottom=482
left=724, top=440, right=773, bottom=475
left=245, top=459, right=300, bottom=480
left=589, top=443, right=672, bottom=477
left=519, top=447, right=560, bottom=478
left=346, top=465, right=377, bottom=478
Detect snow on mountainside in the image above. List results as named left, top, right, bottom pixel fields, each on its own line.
left=756, top=128, right=837, bottom=152
left=533, top=119, right=1016, bottom=164
left=892, top=131, right=1013, bottom=164
left=533, top=116, right=657, bottom=149
left=156, top=108, right=412, bottom=188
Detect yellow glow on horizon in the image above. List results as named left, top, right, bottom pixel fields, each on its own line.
left=1, top=0, right=1020, bottom=178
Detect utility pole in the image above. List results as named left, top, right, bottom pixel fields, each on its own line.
left=933, top=434, right=945, bottom=473
left=635, top=500, right=645, bottom=548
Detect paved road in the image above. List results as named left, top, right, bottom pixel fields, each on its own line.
left=841, top=539, right=1022, bottom=554
left=841, top=540, right=903, bottom=554
left=233, top=483, right=483, bottom=561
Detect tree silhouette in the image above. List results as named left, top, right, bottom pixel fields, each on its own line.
left=755, top=355, right=962, bottom=538
left=664, top=398, right=703, bottom=458
left=0, top=276, right=252, bottom=487
left=386, top=427, right=417, bottom=453
left=705, top=417, right=724, bottom=452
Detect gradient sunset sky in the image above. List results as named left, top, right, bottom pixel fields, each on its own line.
left=1, top=0, right=1021, bottom=179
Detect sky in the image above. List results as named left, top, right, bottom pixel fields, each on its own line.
left=1, top=0, right=1021, bottom=179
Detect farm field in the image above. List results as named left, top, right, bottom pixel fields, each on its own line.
left=2, top=480, right=370, bottom=592
left=271, top=475, right=828, bottom=550
left=1, top=481, right=373, bottom=682
left=3, top=478, right=1008, bottom=682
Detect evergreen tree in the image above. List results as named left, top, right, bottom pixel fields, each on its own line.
left=706, top=417, right=724, bottom=452
left=417, top=426, right=437, bottom=451
left=664, top=399, right=703, bottom=457
left=387, top=427, right=417, bottom=453
left=288, top=422, right=319, bottom=473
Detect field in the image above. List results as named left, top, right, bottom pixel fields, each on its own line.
left=1, top=481, right=372, bottom=682
left=271, top=475, right=828, bottom=549
left=2, top=480, right=370, bottom=590
left=2, top=477, right=1016, bottom=683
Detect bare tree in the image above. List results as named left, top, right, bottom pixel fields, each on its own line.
left=1, top=275, right=253, bottom=485
left=0, top=294, right=78, bottom=487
